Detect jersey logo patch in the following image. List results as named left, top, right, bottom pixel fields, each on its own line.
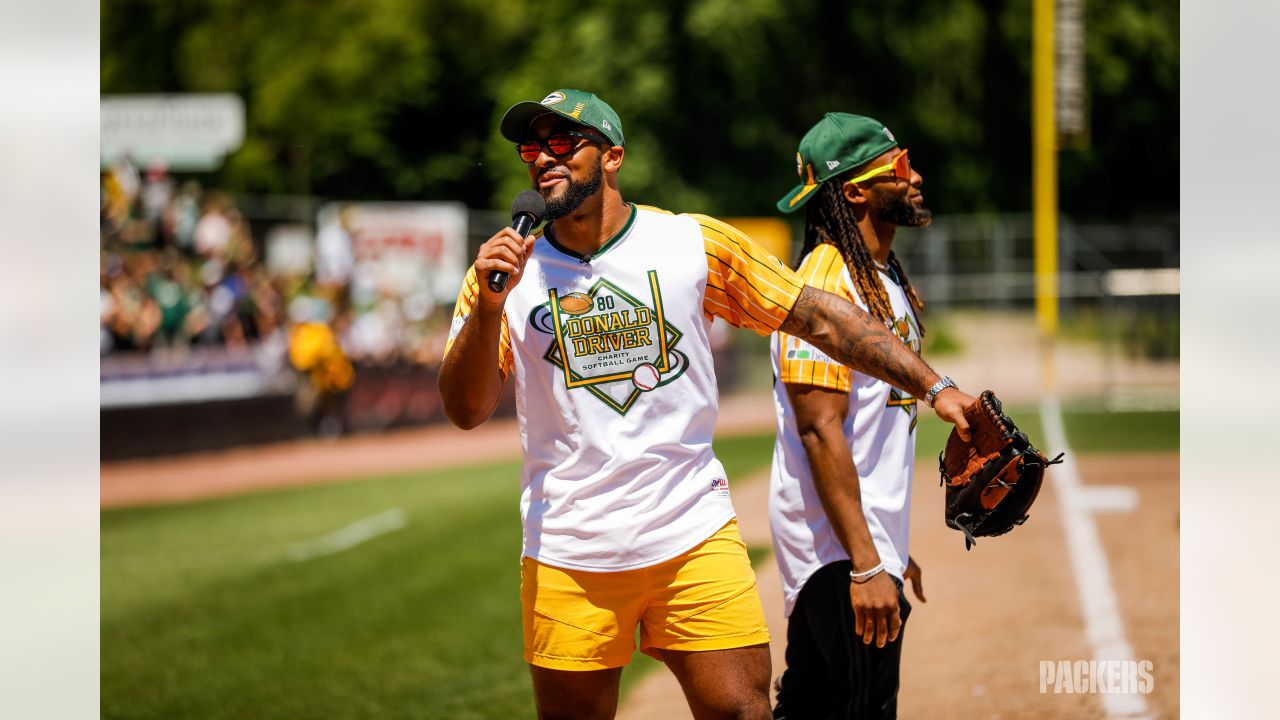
left=885, top=311, right=922, bottom=429
left=887, top=388, right=919, bottom=432
left=528, top=271, right=687, bottom=415
left=888, top=312, right=922, bottom=355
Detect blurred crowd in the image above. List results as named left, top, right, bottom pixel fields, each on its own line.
left=99, top=157, right=448, bottom=369
left=100, top=157, right=285, bottom=358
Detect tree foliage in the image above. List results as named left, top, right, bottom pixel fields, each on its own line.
left=102, top=0, right=1177, bottom=220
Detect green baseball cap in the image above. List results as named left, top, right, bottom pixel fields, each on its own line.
left=499, top=88, right=625, bottom=147
left=776, top=112, right=900, bottom=213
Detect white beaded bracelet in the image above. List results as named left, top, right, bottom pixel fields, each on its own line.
left=849, top=562, right=886, bottom=584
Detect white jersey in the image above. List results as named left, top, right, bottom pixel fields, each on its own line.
left=769, top=243, right=921, bottom=616
left=446, top=204, right=804, bottom=572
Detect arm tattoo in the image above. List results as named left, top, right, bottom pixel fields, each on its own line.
left=779, top=285, right=939, bottom=397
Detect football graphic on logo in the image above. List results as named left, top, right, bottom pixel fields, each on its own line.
left=558, top=292, right=593, bottom=315
left=632, top=363, right=660, bottom=391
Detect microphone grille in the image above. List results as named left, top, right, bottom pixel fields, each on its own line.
left=511, top=190, right=546, bottom=222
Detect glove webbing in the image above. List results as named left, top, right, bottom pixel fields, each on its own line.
left=942, top=449, right=1065, bottom=550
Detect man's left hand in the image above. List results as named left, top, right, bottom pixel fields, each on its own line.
left=905, top=555, right=926, bottom=603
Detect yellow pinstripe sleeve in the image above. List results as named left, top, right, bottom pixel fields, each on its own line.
left=692, top=213, right=805, bottom=336
left=777, top=243, right=853, bottom=392
left=442, top=265, right=513, bottom=379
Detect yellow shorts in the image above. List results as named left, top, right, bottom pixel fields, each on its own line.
left=520, top=518, right=771, bottom=671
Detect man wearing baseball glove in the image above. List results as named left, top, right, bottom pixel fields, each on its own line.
left=440, top=91, right=976, bottom=720
left=768, top=114, right=1059, bottom=719
left=769, top=113, right=952, bottom=719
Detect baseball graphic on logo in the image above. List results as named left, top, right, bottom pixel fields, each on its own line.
left=558, top=292, right=593, bottom=315
left=632, top=363, right=660, bottom=391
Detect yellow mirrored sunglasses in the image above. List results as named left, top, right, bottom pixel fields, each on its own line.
left=844, top=149, right=911, bottom=186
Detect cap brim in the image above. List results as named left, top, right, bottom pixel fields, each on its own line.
left=500, top=101, right=573, bottom=143
left=776, top=182, right=822, bottom=214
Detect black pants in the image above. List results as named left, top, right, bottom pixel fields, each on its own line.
left=773, top=561, right=911, bottom=720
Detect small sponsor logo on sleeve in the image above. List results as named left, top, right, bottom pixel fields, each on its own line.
left=710, top=478, right=730, bottom=497
left=785, top=341, right=836, bottom=365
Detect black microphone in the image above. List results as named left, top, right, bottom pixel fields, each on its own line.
left=488, top=190, right=546, bottom=293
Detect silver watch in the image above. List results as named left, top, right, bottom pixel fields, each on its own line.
left=924, top=376, right=957, bottom=407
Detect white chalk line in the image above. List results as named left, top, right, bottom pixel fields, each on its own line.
left=286, top=508, right=407, bottom=562
left=1041, top=397, right=1153, bottom=719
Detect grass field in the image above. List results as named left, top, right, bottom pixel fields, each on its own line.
left=102, top=410, right=1177, bottom=718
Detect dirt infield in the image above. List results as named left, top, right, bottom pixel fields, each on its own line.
left=619, top=451, right=1179, bottom=720
left=100, top=392, right=778, bottom=508
left=100, top=418, right=524, bottom=508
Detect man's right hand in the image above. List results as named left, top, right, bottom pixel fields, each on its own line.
left=475, top=227, right=537, bottom=308
left=850, top=570, right=902, bottom=649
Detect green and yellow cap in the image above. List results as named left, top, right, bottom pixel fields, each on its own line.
left=499, top=88, right=625, bottom=147
left=776, top=112, right=899, bottom=213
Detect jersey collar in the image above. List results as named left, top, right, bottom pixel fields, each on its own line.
left=543, top=203, right=637, bottom=263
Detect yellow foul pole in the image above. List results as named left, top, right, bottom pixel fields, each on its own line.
left=1033, top=0, right=1058, bottom=390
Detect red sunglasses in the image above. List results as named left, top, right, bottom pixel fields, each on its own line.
left=516, top=130, right=609, bottom=163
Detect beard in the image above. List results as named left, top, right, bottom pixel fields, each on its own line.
left=540, top=161, right=603, bottom=221
left=875, top=192, right=933, bottom=228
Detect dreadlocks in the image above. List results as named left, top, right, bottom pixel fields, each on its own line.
left=797, top=177, right=926, bottom=335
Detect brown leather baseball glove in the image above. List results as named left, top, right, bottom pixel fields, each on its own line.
left=939, top=390, right=1064, bottom=550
